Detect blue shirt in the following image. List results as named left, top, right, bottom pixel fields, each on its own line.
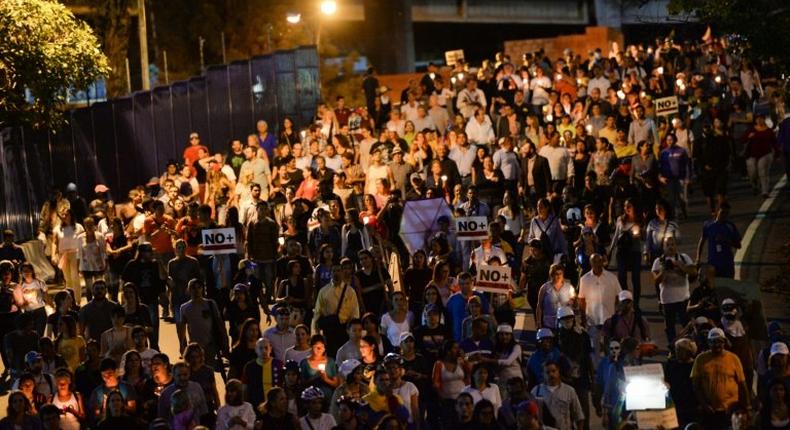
left=702, top=219, right=741, bottom=274
left=459, top=336, right=494, bottom=355
left=659, top=145, right=690, bottom=179
left=526, top=347, right=562, bottom=386
left=446, top=291, right=490, bottom=342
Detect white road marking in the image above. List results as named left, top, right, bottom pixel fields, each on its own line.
left=734, top=175, right=788, bottom=280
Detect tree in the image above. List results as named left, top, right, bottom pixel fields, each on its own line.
left=667, top=0, right=790, bottom=71
left=0, top=0, right=109, bottom=129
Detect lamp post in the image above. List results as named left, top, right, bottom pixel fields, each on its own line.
left=286, top=0, right=336, bottom=49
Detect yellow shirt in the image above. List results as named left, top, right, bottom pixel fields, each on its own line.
left=613, top=143, right=637, bottom=160
left=690, top=350, right=745, bottom=411
left=311, top=281, right=360, bottom=333
left=58, top=336, right=86, bottom=372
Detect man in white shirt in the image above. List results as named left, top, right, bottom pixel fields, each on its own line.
left=587, top=66, right=611, bottom=97
left=400, top=92, right=420, bottom=123
left=411, top=105, right=436, bottom=132
left=449, top=131, right=478, bottom=187
left=652, top=236, right=696, bottom=344
left=323, top=143, right=342, bottom=172
left=492, top=137, right=520, bottom=194
left=578, top=253, right=621, bottom=363
left=456, top=78, right=487, bottom=119
left=293, top=142, right=312, bottom=171
left=336, top=318, right=363, bottom=364
left=529, top=67, right=552, bottom=111
left=428, top=95, right=449, bottom=136
left=538, top=131, right=575, bottom=188
left=465, top=109, right=495, bottom=146
left=239, top=146, right=270, bottom=198
left=262, top=305, right=295, bottom=362
left=357, top=127, right=377, bottom=174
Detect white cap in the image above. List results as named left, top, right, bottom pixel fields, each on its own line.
left=618, top=290, right=633, bottom=302
left=770, top=342, right=789, bottom=360
left=536, top=328, right=554, bottom=341
left=721, top=298, right=737, bottom=306
left=66, top=182, right=77, bottom=192
left=557, top=306, right=575, bottom=320
left=339, top=359, right=361, bottom=378
left=497, top=324, right=513, bottom=334
left=707, top=327, right=726, bottom=341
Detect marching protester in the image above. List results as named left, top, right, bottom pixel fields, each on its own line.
left=2, top=28, right=787, bottom=430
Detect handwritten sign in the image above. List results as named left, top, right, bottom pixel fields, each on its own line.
left=475, top=264, right=513, bottom=294
left=455, top=216, right=488, bottom=241
left=623, top=364, right=667, bottom=411
left=635, top=408, right=680, bottom=429
left=445, top=49, right=465, bottom=66
left=655, top=96, right=679, bottom=116
left=201, top=228, right=237, bottom=255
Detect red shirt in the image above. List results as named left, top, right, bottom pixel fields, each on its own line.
left=143, top=214, right=176, bottom=254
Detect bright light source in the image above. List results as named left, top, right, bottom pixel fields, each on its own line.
left=656, top=66, right=664, bottom=75
left=714, top=75, right=722, bottom=83
left=585, top=124, right=593, bottom=133
left=617, top=90, right=625, bottom=99
left=317, top=363, right=326, bottom=371
left=286, top=13, right=301, bottom=24
left=676, top=78, right=683, bottom=87
left=429, top=72, right=436, bottom=80
left=278, top=237, right=285, bottom=245
left=450, top=77, right=457, bottom=84
left=363, top=216, right=370, bottom=225
left=624, top=377, right=667, bottom=411
left=640, top=91, right=646, bottom=98
left=320, top=0, right=337, bottom=15
left=440, top=175, right=448, bottom=182
left=545, top=114, right=553, bottom=122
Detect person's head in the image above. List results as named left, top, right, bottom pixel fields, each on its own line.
left=549, top=263, right=564, bottom=283
left=543, top=360, right=561, bottom=385
left=309, top=334, right=327, bottom=358
left=515, top=400, right=541, bottom=429
left=100, top=358, right=119, bottom=386
left=557, top=306, right=575, bottom=330
left=187, top=278, right=205, bottom=299
left=471, top=317, right=489, bottom=339
left=301, top=386, right=325, bottom=416
left=274, top=304, right=291, bottom=329
left=590, top=253, right=605, bottom=274
left=471, top=363, right=490, bottom=389
left=662, top=235, right=678, bottom=255
left=536, top=328, right=554, bottom=351
left=54, top=368, right=74, bottom=395
left=617, top=290, right=634, bottom=313
left=91, top=279, right=108, bottom=301
left=716, top=201, right=731, bottom=221
left=455, top=392, right=475, bottom=422
left=707, top=328, right=728, bottom=353
left=254, top=337, right=273, bottom=361
left=172, top=362, right=191, bottom=387
left=39, top=403, right=62, bottom=430
left=674, top=338, right=698, bottom=362
left=184, top=343, right=206, bottom=368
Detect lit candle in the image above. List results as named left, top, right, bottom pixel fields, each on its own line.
left=617, top=90, right=625, bottom=100
left=441, top=175, right=448, bottom=182
left=318, top=363, right=326, bottom=372
left=429, top=72, right=436, bottom=80
left=278, top=237, right=285, bottom=246
left=675, top=78, right=683, bottom=87
left=714, top=75, right=722, bottom=84
left=631, top=225, right=640, bottom=237
left=657, top=66, right=664, bottom=75
left=585, top=124, right=593, bottom=133
left=363, top=216, right=370, bottom=225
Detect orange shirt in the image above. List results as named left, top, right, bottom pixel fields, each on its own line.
left=690, top=350, right=746, bottom=411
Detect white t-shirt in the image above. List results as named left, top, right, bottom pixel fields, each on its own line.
left=216, top=402, right=256, bottom=430
left=462, top=384, right=503, bottom=417
left=392, top=381, right=419, bottom=423
left=380, top=312, right=414, bottom=347
left=578, top=270, right=621, bottom=326
left=300, top=413, right=336, bottom=430
left=651, top=253, right=693, bottom=304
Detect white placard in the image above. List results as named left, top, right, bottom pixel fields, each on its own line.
left=655, top=96, right=679, bottom=116
left=635, top=408, right=680, bottom=429
left=201, top=228, right=237, bottom=255
left=475, top=264, right=513, bottom=294
left=623, top=364, right=667, bottom=411
left=455, top=216, right=488, bottom=241
left=445, top=49, right=465, bottom=66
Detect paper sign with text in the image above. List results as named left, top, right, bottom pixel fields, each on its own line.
left=475, top=264, right=514, bottom=294
left=445, top=49, right=465, bottom=66
left=654, top=96, right=679, bottom=116
left=201, top=228, right=237, bottom=255
left=455, top=216, right=488, bottom=240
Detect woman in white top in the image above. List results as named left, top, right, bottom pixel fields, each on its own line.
left=284, top=324, right=312, bottom=364
left=17, top=262, right=50, bottom=337
left=380, top=292, right=414, bottom=347
left=52, top=209, right=84, bottom=303
left=216, top=379, right=256, bottom=430
left=77, top=216, right=106, bottom=302
left=484, top=324, right=523, bottom=387
left=462, top=364, right=502, bottom=417
left=50, top=369, right=85, bottom=430
left=364, top=148, right=393, bottom=196
left=497, top=190, right=525, bottom=237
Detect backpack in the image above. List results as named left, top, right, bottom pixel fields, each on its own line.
left=607, top=309, right=647, bottom=342
left=536, top=215, right=557, bottom=256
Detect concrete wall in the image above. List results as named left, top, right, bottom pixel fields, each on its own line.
left=504, top=26, right=624, bottom=62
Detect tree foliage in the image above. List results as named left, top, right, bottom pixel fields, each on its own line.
left=667, top=0, right=790, bottom=70
left=0, top=0, right=110, bottom=129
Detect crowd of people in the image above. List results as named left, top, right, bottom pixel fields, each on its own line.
left=0, top=30, right=789, bottom=430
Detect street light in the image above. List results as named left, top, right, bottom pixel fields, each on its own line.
left=320, top=0, right=337, bottom=15
left=286, top=12, right=301, bottom=24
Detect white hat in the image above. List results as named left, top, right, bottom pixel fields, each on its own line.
left=707, top=327, right=726, bottom=341
left=339, top=359, right=362, bottom=378
left=66, top=182, right=77, bottom=192
left=536, top=328, right=554, bottom=341
left=618, top=290, right=633, bottom=302
left=398, top=332, right=415, bottom=344
left=721, top=298, right=737, bottom=306
left=497, top=324, right=513, bottom=334
left=557, top=306, right=575, bottom=320
left=770, top=342, right=789, bottom=360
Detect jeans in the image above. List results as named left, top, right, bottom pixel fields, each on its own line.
left=617, top=251, right=642, bottom=307
left=746, top=153, right=774, bottom=195
left=145, top=298, right=160, bottom=351
left=663, top=300, right=689, bottom=344
left=254, top=260, right=276, bottom=301
left=665, top=177, right=686, bottom=217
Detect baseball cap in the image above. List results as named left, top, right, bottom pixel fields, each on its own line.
left=339, top=359, right=362, bottom=378
left=770, top=342, right=789, bottom=360
left=557, top=306, right=575, bottom=320
left=497, top=324, right=513, bottom=334
left=721, top=298, right=737, bottom=306
left=147, top=176, right=160, bottom=187
left=392, top=146, right=403, bottom=155
left=707, top=327, right=726, bottom=341
left=25, top=351, right=42, bottom=364
left=66, top=182, right=77, bottom=192
left=536, top=328, right=554, bottom=341
left=189, top=132, right=199, bottom=139
left=514, top=400, right=539, bottom=417
left=618, top=290, right=633, bottom=302
left=398, top=332, right=415, bottom=344
left=94, top=184, right=109, bottom=194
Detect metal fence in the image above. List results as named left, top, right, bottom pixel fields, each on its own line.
left=0, top=46, right=321, bottom=240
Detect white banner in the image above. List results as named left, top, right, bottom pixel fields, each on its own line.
left=474, top=264, right=513, bottom=294
left=201, top=228, right=237, bottom=255
left=445, top=49, right=465, bottom=66
left=455, top=216, right=488, bottom=241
